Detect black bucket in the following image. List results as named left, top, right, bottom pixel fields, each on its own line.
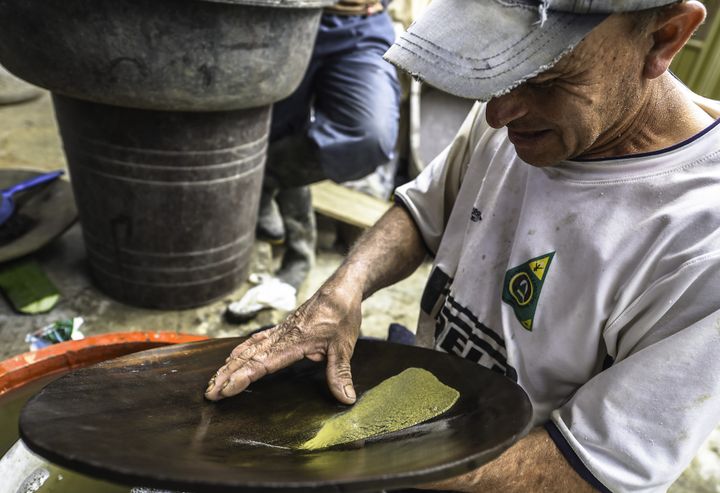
left=54, top=94, right=269, bottom=308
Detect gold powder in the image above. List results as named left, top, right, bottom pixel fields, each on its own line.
left=299, top=367, right=459, bottom=451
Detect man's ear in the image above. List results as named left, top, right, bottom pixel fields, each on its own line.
left=643, top=1, right=707, bottom=79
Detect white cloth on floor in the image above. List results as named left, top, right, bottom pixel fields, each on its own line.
left=227, top=274, right=297, bottom=318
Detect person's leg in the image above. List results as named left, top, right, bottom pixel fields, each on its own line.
left=267, top=12, right=400, bottom=293
left=256, top=184, right=285, bottom=244
left=309, top=12, right=400, bottom=184
left=257, top=58, right=319, bottom=243
left=274, top=185, right=316, bottom=290
left=264, top=12, right=401, bottom=189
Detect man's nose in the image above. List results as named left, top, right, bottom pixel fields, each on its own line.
left=485, top=89, right=528, bottom=128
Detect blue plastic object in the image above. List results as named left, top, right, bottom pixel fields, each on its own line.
left=0, top=170, right=64, bottom=226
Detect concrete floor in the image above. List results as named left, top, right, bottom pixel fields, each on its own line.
left=0, top=92, right=430, bottom=360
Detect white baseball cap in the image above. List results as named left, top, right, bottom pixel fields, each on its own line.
left=384, top=0, right=679, bottom=101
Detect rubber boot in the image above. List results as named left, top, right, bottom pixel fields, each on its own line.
left=256, top=185, right=285, bottom=244
left=275, top=186, right=316, bottom=290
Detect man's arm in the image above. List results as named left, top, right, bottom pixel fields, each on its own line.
left=339, top=202, right=428, bottom=302
left=423, top=428, right=596, bottom=493
left=205, top=204, right=427, bottom=403
left=205, top=206, right=599, bottom=492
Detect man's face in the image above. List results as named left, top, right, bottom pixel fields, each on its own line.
left=485, top=15, right=650, bottom=166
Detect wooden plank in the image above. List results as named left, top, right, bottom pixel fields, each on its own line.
left=310, top=180, right=391, bottom=229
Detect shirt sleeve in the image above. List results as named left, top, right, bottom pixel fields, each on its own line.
left=393, top=101, right=486, bottom=255
left=550, top=251, right=720, bottom=492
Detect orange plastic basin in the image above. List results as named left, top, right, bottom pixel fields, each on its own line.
left=0, top=331, right=208, bottom=396
left=0, top=331, right=209, bottom=489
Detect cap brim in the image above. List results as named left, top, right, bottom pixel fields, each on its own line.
left=384, top=0, right=608, bottom=101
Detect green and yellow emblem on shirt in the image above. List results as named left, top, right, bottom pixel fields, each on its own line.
left=501, top=252, right=555, bottom=331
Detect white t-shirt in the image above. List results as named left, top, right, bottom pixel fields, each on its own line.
left=394, top=99, right=720, bottom=493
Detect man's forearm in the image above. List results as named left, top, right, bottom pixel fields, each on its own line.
left=327, top=204, right=427, bottom=300
left=424, top=428, right=596, bottom=493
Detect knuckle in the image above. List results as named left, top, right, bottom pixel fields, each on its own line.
left=239, top=345, right=258, bottom=360
left=249, top=351, right=269, bottom=366
left=249, top=330, right=270, bottom=343
left=243, top=359, right=269, bottom=382
left=222, top=374, right=247, bottom=396
left=231, top=339, right=253, bottom=353
left=286, top=323, right=304, bottom=342
left=334, top=339, right=355, bottom=359
left=334, top=362, right=353, bottom=380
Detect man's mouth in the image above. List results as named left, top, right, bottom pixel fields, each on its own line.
left=507, top=128, right=551, bottom=147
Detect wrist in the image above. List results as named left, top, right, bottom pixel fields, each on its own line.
left=324, top=260, right=368, bottom=301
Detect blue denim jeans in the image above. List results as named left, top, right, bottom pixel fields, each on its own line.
left=266, top=11, right=401, bottom=189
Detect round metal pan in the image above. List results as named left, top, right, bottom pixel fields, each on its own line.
left=0, top=169, right=76, bottom=263
left=19, top=337, right=532, bottom=492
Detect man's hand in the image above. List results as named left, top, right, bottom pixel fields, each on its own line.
left=205, top=282, right=362, bottom=404
left=205, top=205, right=427, bottom=405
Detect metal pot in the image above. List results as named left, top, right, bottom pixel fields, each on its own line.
left=0, top=0, right=335, bottom=308
left=0, top=0, right=329, bottom=111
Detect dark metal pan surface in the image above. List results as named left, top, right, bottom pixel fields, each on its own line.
left=20, top=337, right=532, bottom=492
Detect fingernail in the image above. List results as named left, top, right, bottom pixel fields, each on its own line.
left=205, top=377, right=216, bottom=393
left=343, top=384, right=356, bottom=401
left=220, top=380, right=231, bottom=393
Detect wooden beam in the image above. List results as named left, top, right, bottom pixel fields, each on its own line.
left=310, top=180, right=391, bottom=229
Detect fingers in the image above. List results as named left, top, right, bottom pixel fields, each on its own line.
left=221, top=345, right=306, bottom=398
left=204, top=297, right=361, bottom=404
left=205, top=330, right=306, bottom=401
left=205, top=343, right=260, bottom=401
left=227, top=330, right=271, bottom=361
left=326, top=339, right=356, bottom=405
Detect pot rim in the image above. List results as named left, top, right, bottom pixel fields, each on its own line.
left=0, top=331, right=208, bottom=396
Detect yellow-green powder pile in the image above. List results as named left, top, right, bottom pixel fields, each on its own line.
left=299, top=367, right=459, bottom=450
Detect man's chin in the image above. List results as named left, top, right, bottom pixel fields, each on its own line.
left=514, top=148, right=563, bottom=168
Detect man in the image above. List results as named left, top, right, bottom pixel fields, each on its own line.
left=256, top=0, right=401, bottom=290
left=207, top=0, right=720, bottom=491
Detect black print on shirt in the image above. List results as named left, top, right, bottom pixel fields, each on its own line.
left=470, top=208, right=483, bottom=222
left=434, top=295, right=518, bottom=382
left=421, top=267, right=453, bottom=315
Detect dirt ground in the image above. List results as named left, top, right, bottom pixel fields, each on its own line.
left=0, top=92, right=718, bottom=492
